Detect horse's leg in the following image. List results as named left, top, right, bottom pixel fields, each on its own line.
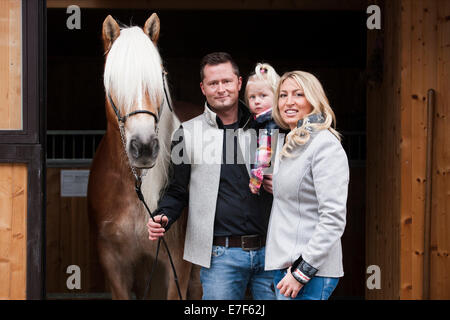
left=98, top=239, right=133, bottom=300
left=187, top=264, right=202, bottom=300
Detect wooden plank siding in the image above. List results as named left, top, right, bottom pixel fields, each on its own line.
left=366, top=0, right=402, bottom=300
left=0, top=163, right=27, bottom=300
left=46, top=167, right=107, bottom=295
left=367, top=0, right=449, bottom=299
left=430, top=0, right=450, bottom=300
left=0, top=0, right=22, bottom=130
left=400, top=0, right=450, bottom=300
left=400, top=0, right=414, bottom=299
left=403, top=0, right=429, bottom=299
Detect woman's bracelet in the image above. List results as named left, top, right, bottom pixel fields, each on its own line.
left=290, top=256, right=318, bottom=285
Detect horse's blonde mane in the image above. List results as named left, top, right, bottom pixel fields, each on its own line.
left=104, top=24, right=180, bottom=212
left=103, top=26, right=163, bottom=114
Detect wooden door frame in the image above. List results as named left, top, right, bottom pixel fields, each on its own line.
left=0, top=0, right=46, bottom=299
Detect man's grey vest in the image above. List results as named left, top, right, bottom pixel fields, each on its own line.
left=179, top=104, right=255, bottom=268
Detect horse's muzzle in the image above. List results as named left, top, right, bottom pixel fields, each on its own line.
left=129, top=135, right=159, bottom=166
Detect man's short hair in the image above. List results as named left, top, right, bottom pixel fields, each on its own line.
left=200, top=52, right=240, bottom=81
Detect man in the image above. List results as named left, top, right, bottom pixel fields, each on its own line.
left=147, top=52, right=275, bottom=300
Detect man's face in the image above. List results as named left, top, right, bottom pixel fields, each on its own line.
left=200, top=62, right=242, bottom=112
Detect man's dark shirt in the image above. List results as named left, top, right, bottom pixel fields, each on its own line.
left=156, top=101, right=273, bottom=237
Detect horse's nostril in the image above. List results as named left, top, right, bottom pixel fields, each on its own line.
left=151, top=138, right=159, bottom=154
left=130, top=139, right=141, bottom=159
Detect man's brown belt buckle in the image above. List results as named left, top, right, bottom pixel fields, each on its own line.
left=241, top=235, right=261, bottom=251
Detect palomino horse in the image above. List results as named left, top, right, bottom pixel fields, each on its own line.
left=88, top=14, right=199, bottom=299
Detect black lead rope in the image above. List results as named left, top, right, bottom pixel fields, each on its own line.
left=135, top=180, right=183, bottom=300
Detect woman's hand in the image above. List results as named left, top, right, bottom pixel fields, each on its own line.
left=147, top=215, right=168, bottom=241
left=276, top=267, right=304, bottom=298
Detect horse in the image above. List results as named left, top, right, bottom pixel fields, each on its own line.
left=87, top=14, right=200, bottom=300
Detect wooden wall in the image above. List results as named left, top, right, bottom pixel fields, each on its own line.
left=399, top=0, right=450, bottom=300
left=0, top=163, right=27, bottom=300
left=0, top=0, right=21, bottom=130
left=366, top=0, right=449, bottom=299
left=366, top=0, right=402, bottom=300
left=46, top=167, right=107, bottom=297
left=430, top=0, right=450, bottom=300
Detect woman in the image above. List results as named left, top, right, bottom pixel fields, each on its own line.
left=265, top=71, right=349, bottom=300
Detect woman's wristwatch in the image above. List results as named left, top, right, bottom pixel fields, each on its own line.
left=290, top=256, right=318, bottom=285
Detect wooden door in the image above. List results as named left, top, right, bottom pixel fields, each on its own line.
left=0, top=0, right=45, bottom=300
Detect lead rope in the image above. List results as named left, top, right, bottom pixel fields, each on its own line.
left=117, top=122, right=182, bottom=300
left=114, top=71, right=183, bottom=300
left=134, top=179, right=183, bottom=300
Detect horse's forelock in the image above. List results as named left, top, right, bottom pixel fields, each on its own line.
left=103, top=26, right=163, bottom=115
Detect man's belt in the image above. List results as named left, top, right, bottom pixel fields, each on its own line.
left=213, top=235, right=265, bottom=251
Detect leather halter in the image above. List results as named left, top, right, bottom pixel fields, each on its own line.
left=107, top=70, right=173, bottom=125
left=108, top=93, right=159, bottom=124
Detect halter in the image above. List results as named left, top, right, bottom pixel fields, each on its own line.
left=108, top=70, right=173, bottom=180
left=108, top=70, right=173, bottom=127
left=108, top=94, right=160, bottom=125
left=108, top=70, right=182, bottom=300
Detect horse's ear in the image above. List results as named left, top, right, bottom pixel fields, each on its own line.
left=102, top=15, right=120, bottom=53
left=144, top=13, right=160, bottom=44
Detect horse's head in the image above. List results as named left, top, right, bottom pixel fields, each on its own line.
left=102, top=14, right=164, bottom=169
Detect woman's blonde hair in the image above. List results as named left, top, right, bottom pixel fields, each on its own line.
left=272, top=71, right=340, bottom=158
left=244, top=63, right=280, bottom=107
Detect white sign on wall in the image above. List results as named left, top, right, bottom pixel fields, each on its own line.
left=60, top=170, right=90, bottom=197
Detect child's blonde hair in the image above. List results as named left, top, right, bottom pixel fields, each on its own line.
left=244, top=63, right=280, bottom=107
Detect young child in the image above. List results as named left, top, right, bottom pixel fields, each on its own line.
left=245, top=63, right=280, bottom=194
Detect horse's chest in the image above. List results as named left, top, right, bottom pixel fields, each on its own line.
left=100, top=205, right=146, bottom=242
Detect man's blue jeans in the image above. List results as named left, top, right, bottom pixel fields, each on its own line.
left=273, top=269, right=339, bottom=300
left=200, top=246, right=275, bottom=300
